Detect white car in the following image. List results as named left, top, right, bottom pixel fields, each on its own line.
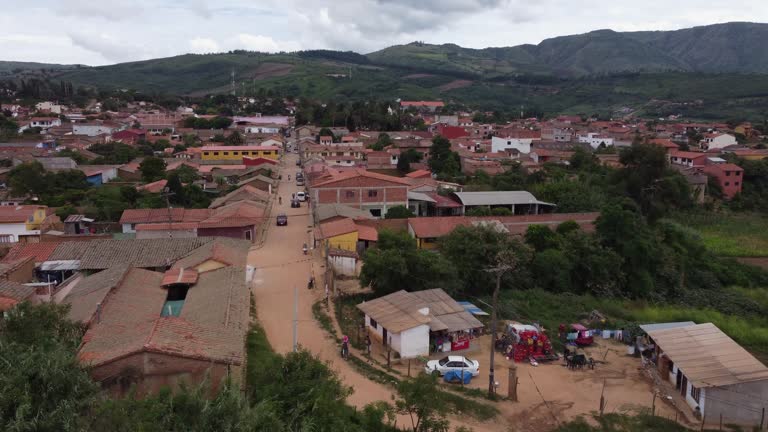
left=424, top=355, right=480, bottom=377
left=296, top=191, right=306, bottom=202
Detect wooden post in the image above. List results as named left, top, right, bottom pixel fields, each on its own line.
left=700, top=413, right=706, bottom=432
left=600, top=379, right=607, bottom=417
left=719, top=413, right=722, bottom=431
left=508, top=365, right=518, bottom=402
left=675, top=412, right=678, bottom=424
left=652, top=392, right=656, bottom=416
left=387, top=347, right=391, bottom=369
left=761, top=407, right=765, bottom=431
left=408, top=359, right=411, bottom=377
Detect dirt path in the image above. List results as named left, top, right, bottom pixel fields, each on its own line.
left=248, top=151, right=408, bottom=421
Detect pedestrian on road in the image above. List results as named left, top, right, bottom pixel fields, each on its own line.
left=278, top=196, right=282, bottom=205
left=365, top=335, right=371, bottom=356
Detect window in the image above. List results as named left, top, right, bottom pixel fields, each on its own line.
left=725, top=182, right=730, bottom=186
left=370, top=209, right=382, bottom=218
left=345, top=191, right=355, bottom=198
left=690, top=385, right=701, bottom=403
left=368, top=190, right=378, bottom=198
left=223, top=152, right=229, bottom=155
left=726, top=171, right=731, bottom=176
left=203, top=152, right=209, bottom=156
left=369, top=318, right=377, bottom=329
left=736, top=171, right=742, bottom=176
left=735, top=182, right=740, bottom=186
left=213, top=152, right=219, bottom=156
left=232, top=151, right=239, bottom=155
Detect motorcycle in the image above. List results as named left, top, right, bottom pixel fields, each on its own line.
left=302, top=243, right=308, bottom=255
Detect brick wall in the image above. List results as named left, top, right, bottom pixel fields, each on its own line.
left=91, top=351, right=242, bottom=398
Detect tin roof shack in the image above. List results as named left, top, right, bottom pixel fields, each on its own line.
left=647, top=323, right=768, bottom=426
left=357, top=289, right=483, bottom=359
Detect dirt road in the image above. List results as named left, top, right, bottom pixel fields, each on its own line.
left=248, top=151, right=404, bottom=415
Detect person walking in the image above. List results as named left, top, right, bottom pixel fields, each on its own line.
left=365, top=335, right=372, bottom=357
left=341, top=335, right=350, bottom=359
left=278, top=196, right=282, bottom=205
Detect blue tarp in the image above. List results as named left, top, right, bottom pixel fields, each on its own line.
left=457, top=301, right=489, bottom=316
left=443, top=370, right=472, bottom=384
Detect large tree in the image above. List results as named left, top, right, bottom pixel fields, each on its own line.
left=360, top=229, right=458, bottom=295
left=139, top=156, right=167, bottom=182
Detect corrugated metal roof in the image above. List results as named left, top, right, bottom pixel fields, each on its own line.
left=648, top=323, right=768, bottom=388
left=639, top=322, right=695, bottom=333
left=453, top=191, right=555, bottom=207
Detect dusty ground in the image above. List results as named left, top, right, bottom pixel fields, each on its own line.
left=249, top=151, right=678, bottom=432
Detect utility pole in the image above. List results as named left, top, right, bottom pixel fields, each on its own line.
left=485, top=250, right=520, bottom=398
left=161, top=187, right=175, bottom=239
left=292, top=285, right=298, bottom=352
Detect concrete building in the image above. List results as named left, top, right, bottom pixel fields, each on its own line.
left=200, top=145, right=279, bottom=162
left=701, top=162, right=744, bottom=200
left=357, top=289, right=483, bottom=359
left=578, top=133, right=614, bottom=149
left=0, top=205, right=48, bottom=243
left=491, top=136, right=533, bottom=154
left=700, top=133, right=737, bottom=151
left=310, top=169, right=410, bottom=218
left=451, top=191, right=555, bottom=215
left=646, top=323, right=768, bottom=427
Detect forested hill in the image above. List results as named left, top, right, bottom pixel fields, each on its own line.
left=2, top=22, right=768, bottom=120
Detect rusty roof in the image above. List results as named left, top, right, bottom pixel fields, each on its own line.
left=119, top=208, right=213, bottom=225
left=2, top=241, right=60, bottom=263
left=49, top=238, right=213, bottom=270
left=317, top=218, right=358, bottom=239
left=647, top=323, right=768, bottom=388
left=77, top=265, right=247, bottom=367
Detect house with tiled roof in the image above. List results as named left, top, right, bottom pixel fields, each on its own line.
left=62, top=238, right=250, bottom=396
left=119, top=208, right=214, bottom=233
left=0, top=279, right=38, bottom=313
left=310, top=169, right=410, bottom=218
left=210, top=185, right=270, bottom=209
left=0, top=205, right=49, bottom=243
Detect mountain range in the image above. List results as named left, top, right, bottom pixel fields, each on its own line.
left=2, top=22, right=768, bottom=120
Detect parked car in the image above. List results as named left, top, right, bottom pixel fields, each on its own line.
left=424, top=356, right=480, bottom=377
left=276, top=213, right=288, bottom=226
left=291, top=199, right=300, bottom=208
left=296, top=191, right=306, bottom=202
left=296, top=159, right=301, bottom=166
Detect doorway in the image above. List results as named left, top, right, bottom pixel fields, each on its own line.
left=681, top=375, right=688, bottom=397
left=676, top=370, right=683, bottom=390
left=382, top=328, right=388, bottom=346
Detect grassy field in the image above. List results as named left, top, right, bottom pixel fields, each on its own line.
left=671, top=212, right=768, bottom=257
left=496, top=288, right=768, bottom=359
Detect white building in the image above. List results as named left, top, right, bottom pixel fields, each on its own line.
left=491, top=136, right=533, bottom=154
left=19, top=117, right=61, bottom=133
left=35, top=101, right=63, bottom=114
left=578, top=132, right=614, bottom=149
left=245, top=125, right=281, bottom=134
left=73, top=123, right=120, bottom=137
left=700, top=133, right=737, bottom=151
left=646, top=323, right=768, bottom=426
left=357, top=289, right=483, bottom=359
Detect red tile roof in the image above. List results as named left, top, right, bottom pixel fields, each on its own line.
left=355, top=222, right=378, bottom=242
left=119, top=208, right=213, bottom=225
left=198, top=200, right=265, bottom=229
left=2, top=241, right=60, bottom=263
left=400, top=101, right=445, bottom=107
left=135, top=222, right=199, bottom=231
left=0, top=205, right=45, bottom=223
left=405, top=169, right=432, bottom=179
left=318, top=218, right=358, bottom=239
left=137, top=179, right=168, bottom=193
left=202, top=145, right=280, bottom=151
left=312, top=168, right=410, bottom=187
left=407, top=213, right=600, bottom=239
left=161, top=268, right=199, bottom=286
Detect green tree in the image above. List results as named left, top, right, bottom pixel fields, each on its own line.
left=428, top=135, right=459, bottom=177
left=384, top=205, right=414, bottom=219
left=173, top=164, right=199, bottom=183
left=8, top=161, right=46, bottom=196
left=139, top=157, right=167, bottom=182
left=531, top=249, right=573, bottom=292
left=0, top=303, right=97, bottom=432
left=397, top=149, right=423, bottom=174
left=440, top=225, right=533, bottom=295
left=370, top=133, right=392, bottom=151
left=524, top=225, right=560, bottom=252
left=360, top=230, right=458, bottom=295
left=395, top=374, right=449, bottom=432
left=166, top=173, right=186, bottom=205
left=226, top=130, right=244, bottom=145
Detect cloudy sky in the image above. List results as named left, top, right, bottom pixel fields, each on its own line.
left=2, top=0, right=766, bottom=65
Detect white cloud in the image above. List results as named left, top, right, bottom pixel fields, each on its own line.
left=1, top=0, right=767, bottom=65
left=189, top=37, right=220, bottom=54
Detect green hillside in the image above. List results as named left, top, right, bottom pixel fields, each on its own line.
left=2, top=22, right=768, bottom=120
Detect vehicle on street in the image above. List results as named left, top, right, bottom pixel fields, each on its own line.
left=296, top=191, right=306, bottom=201
left=296, top=159, right=301, bottom=166
left=424, top=356, right=480, bottom=377
left=276, top=213, right=288, bottom=226
left=291, top=199, right=300, bottom=208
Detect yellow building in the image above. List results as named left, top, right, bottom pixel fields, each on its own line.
left=0, top=205, right=48, bottom=243
left=315, top=218, right=359, bottom=253
left=200, top=145, right=280, bottom=161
